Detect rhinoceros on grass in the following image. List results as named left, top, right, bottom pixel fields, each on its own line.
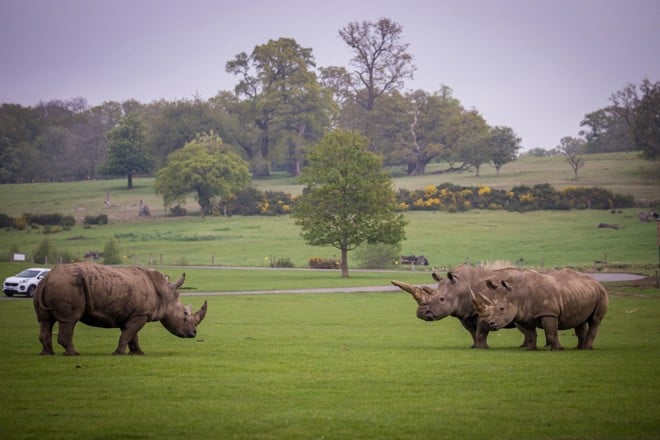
left=470, top=268, right=608, bottom=350
left=392, top=265, right=536, bottom=349
left=34, top=262, right=207, bottom=355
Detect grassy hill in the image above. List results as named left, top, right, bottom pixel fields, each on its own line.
left=0, top=152, right=657, bottom=223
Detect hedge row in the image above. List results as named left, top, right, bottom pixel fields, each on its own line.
left=396, top=183, right=635, bottom=212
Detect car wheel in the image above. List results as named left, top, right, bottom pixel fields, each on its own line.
left=27, top=285, right=36, bottom=298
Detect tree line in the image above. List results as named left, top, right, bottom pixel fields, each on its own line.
left=1, top=18, right=657, bottom=186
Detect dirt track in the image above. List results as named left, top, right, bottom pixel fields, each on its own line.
left=1, top=272, right=649, bottom=299
left=180, top=272, right=648, bottom=296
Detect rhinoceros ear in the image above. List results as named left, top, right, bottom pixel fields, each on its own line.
left=432, top=272, right=441, bottom=282
left=486, top=279, right=498, bottom=290
left=447, top=272, right=459, bottom=284
left=500, top=280, right=513, bottom=291
left=171, top=273, right=185, bottom=289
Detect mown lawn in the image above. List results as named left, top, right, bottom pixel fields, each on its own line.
left=1, top=288, right=658, bottom=439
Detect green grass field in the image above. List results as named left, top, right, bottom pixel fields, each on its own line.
left=1, top=291, right=658, bottom=439
left=0, top=151, right=659, bottom=439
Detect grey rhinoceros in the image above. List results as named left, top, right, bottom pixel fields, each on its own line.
left=392, top=264, right=536, bottom=349
left=34, top=262, right=207, bottom=355
left=470, top=268, right=608, bottom=350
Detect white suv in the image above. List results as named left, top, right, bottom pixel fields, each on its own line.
left=3, top=268, right=50, bottom=297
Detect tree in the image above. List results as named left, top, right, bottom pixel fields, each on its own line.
left=292, top=130, right=406, bottom=278
left=611, top=79, right=660, bottom=161
left=403, top=88, right=464, bottom=174
left=100, top=112, right=152, bottom=189
left=580, top=107, right=634, bottom=153
left=452, top=110, right=490, bottom=176
left=338, top=18, right=415, bottom=111
left=558, top=136, right=585, bottom=180
left=226, top=38, right=333, bottom=175
left=489, top=126, right=522, bottom=175
left=154, top=132, right=251, bottom=216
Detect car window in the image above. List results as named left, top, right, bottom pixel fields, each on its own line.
left=16, top=269, right=45, bottom=278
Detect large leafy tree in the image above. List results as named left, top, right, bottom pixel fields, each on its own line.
left=611, top=79, right=660, bottom=161
left=489, top=126, right=522, bottom=175
left=154, top=132, right=251, bottom=216
left=580, top=107, right=634, bottom=153
left=403, top=87, right=465, bottom=174
left=100, top=112, right=152, bottom=189
left=338, top=18, right=415, bottom=111
left=226, top=37, right=333, bottom=175
left=292, top=130, right=406, bottom=278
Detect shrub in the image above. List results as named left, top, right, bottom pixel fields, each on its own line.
left=309, top=256, right=340, bottom=269
left=355, top=243, right=401, bottom=269
left=169, top=205, right=187, bottom=217
left=0, top=213, right=15, bottom=228
left=84, top=214, right=109, bottom=225
left=33, top=237, right=53, bottom=264
left=102, top=238, right=122, bottom=264
left=271, top=257, right=294, bottom=268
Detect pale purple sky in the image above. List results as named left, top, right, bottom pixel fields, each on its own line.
left=1, top=0, right=658, bottom=150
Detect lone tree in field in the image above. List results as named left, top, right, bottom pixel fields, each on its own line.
left=559, top=136, right=586, bottom=180
left=292, top=129, right=406, bottom=278
left=100, top=112, right=152, bottom=189
left=155, top=132, right=251, bottom=216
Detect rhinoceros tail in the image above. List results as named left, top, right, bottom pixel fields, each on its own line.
left=33, top=274, right=53, bottom=310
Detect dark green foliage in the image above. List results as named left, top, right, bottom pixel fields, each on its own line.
left=83, top=214, right=109, bottom=225
left=102, top=238, right=122, bottom=264
left=270, top=257, right=294, bottom=268
left=226, top=188, right=294, bottom=216
left=355, top=242, right=401, bottom=269
left=0, top=213, right=15, bottom=228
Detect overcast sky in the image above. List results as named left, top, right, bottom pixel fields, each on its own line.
left=1, top=0, right=658, bottom=150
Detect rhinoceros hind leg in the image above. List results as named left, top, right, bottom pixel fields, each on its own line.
left=574, top=322, right=589, bottom=349
left=38, top=319, right=56, bottom=355
left=128, top=335, right=145, bottom=355
left=57, top=321, right=80, bottom=356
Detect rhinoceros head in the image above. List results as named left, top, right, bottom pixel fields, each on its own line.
left=159, top=273, right=208, bottom=338
left=470, top=279, right=516, bottom=330
left=414, top=272, right=466, bottom=321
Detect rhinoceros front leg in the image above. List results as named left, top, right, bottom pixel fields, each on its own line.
left=114, top=316, right=149, bottom=355
left=540, top=316, right=564, bottom=350
left=516, top=324, right=538, bottom=350
left=57, top=321, right=80, bottom=356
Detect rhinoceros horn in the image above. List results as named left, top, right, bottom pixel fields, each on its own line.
left=194, top=300, right=208, bottom=325
left=391, top=280, right=434, bottom=305
left=468, top=285, right=492, bottom=314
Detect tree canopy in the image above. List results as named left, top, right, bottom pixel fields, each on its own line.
left=292, top=129, right=406, bottom=278
left=154, top=132, right=251, bottom=215
left=100, top=112, right=152, bottom=189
